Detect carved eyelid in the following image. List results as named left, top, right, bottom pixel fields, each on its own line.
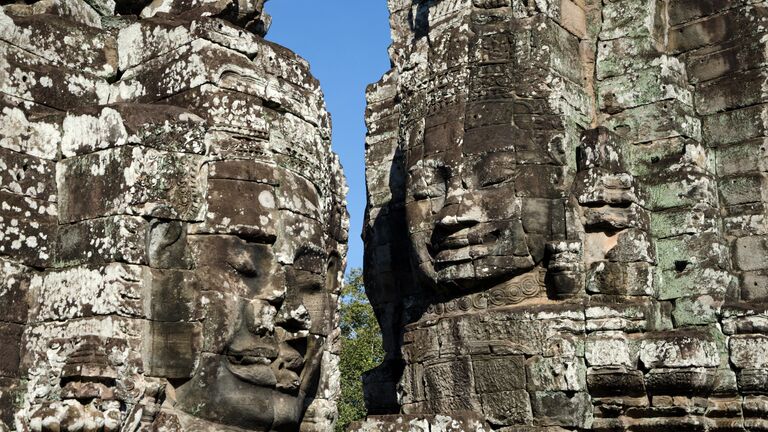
left=409, top=165, right=449, bottom=199
left=226, top=253, right=261, bottom=277
left=227, top=261, right=259, bottom=277
left=474, top=154, right=516, bottom=187
left=477, top=166, right=517, bottom=187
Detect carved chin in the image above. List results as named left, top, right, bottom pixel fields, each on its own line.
left=421, top=248, right=536, bottom=289
left=175, top=355, right=304, bottom=430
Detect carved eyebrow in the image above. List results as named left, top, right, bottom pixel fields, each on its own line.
left=233, top=228, right=278, bottom=245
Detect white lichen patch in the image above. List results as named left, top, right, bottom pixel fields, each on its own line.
left=29, top=264, right=145, bottom=322
left=0, top=106, right=61, bottom=160
left=62, top=108, right=128, bottom=157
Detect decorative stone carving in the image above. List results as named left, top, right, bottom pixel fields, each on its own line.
left=0, top=1, right=347, bottom=431
left=361, top=0, right=768, bottom=430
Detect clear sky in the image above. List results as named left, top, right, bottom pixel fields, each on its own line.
left=265, top=1, right=392, bottom=273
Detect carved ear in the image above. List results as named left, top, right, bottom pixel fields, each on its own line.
left=325, top=253, right=342, bottom=295
left=147, top=220, right=193, bottom=270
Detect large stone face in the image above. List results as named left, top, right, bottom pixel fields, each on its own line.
left=0, top=2, right=348, bottom=431
left=361, top=0, right=768, bottom=430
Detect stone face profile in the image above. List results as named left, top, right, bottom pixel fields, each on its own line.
left=361, top=0, right=768, bottom=430
left=0, top=1, right=348, bottom=431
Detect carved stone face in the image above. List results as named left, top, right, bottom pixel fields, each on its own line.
left=1, top=2, right=346, bottom=430
left=174, top=161, right=338, bottom=430
left=405, top=105, right=542, bottom=292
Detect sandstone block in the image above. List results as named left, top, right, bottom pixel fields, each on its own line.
left=3, top=0, right=102, bottom=28
left=650, top=206, right=719, bottom=240
left=645, top=367, right=718, bottom=395
left=638, top=329, right=720, bottom=369
left=668, top=0, right=763, bottom=25
left=704, top=104, right=768, bottom=147
left=0, top=323, right=22, bottom=378
left=117, top=18, right=261, bottom=71
left=0, top=101, right=63, bottom=161
left=672, top=295, right=722, bottom=326
left=426, top=395, right=483, bottom=416
left=57, top=146, right=206, bottom=223
left=526, top=356, right=586, bottom=392
left=668, top=4, right=768, bottom=53
left=0, top=258, right=29, bottom=324
left=61, top=105, right=207, bottom=157
left=146, top=269, right=200, bottom=322
left=597, top=37, right=660, bottom=80
left=193, top=178, right=277, bottom=240
left=0, top=43, right=110, bottom=110
left=587, top=367, right=646, bottom=397
left=0, top=12, right=117, bottom=78
left=598, top=61, right=692, bottom=113
left=586, top=261, right=654, bottom=296
left=738, top=369, right=768, bottom=394
left=0, top=191, right=57, bottom=268
left=424, top=359, right=474, bottom=400
left=473, top=355, right=526, bottom=393
left=697, top=68, right=768, bottom=116
left=586, top=331, right=635, bottom=368
left=734, top=235, right=768, bottom=271
left=530, top=391, right=592, bottom=428
left=646, top=174, right=717, bottom=211
left=585, top=296, right=655, bottom=332
left=718, top=174, right=768, bottom=207
left=600, top=0, right=662, bottom=41
left=715, top=140, right=766, bottom=177
left=145, top=321, right=202, bottom=380
left=741, top=271, right=768, bottom=302
left=348, top=414, right=491, bottom=432
left=28, top=263, right=145, bottom=323
left=480, top=390, right=533, bottom=427
left=730, top=335, right=768, bottom=369
left=605, top=100, right=701, bottom=145
left=0, top=148, right=55, bottom=201
left=0, top=378, right=20, bottom=428
left=56, top=216, right=149, bottom=267
left=655, top=233, right=728, bottom=273
left=656, top=266, right=735, bottom=301
left=686, top=38, right=768, bottom=83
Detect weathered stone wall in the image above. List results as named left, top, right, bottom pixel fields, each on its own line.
left=361, top=0, right=768, bottom=430
left=0, top=1, right=348, bottom=431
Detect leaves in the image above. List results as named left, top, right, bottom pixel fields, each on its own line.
left=336, top=268, right=384, bottom=432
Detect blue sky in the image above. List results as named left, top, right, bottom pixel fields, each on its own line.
left=265, top=1, right=392, bottom=273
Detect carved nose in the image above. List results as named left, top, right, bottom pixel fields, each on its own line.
left=274, top=303, right=311, bottom=332
left=244, top=299, right=277, bottom=336
left=436, top=194, right=480, bottom=230
left=436, top=210, right=478, bottom=229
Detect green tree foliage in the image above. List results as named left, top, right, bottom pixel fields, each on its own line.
left=336, top=268, right=384, bottom=432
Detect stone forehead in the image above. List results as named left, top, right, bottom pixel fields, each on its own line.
left=361, top=0, right=768, bottom=429
left=0, top=0, right=346, bottom=430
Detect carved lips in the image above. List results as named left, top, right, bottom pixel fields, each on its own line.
left=224, top=332, right=306, bottom=393
left=432, top=225, right=500, bottom=264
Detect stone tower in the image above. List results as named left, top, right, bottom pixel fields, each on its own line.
left=361, top=0, right=768, bottom=430
left=0, top=1, right=348, bottom=431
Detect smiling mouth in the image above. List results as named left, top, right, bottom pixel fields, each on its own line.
left=226, top=358, right=277, bottom=386
left=432, top=229, right=500, bottom=263
left=225, top=358, right=302, bottom=392
left=438, top=236, right=471, bottom=249
left=225, top=340, right=306, bottom=392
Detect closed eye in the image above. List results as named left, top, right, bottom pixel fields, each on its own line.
left=409, top=165, right=448, bottom=200
left=227, top=256, right=260, bottom=277
left=479, top=169, right=516, bottom=188
left=413, top=184, right=447, bottom=200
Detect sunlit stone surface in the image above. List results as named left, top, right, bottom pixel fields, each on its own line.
left=359, top=0, right=768, bottom=430
left=0, top=1, right=348, bottom=431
